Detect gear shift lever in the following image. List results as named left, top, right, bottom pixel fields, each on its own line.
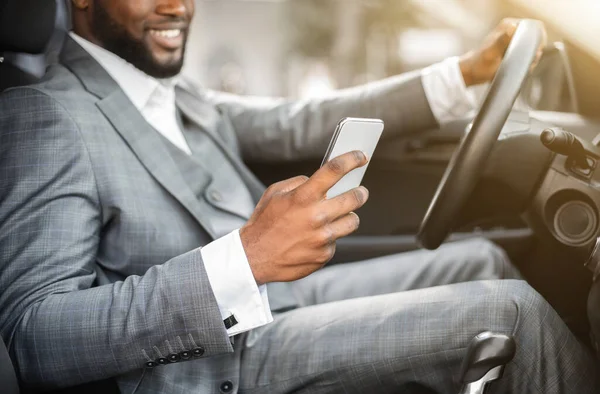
left=540, top=127, right=593, bottom=169
left=458, top=332, right=516, bottom=394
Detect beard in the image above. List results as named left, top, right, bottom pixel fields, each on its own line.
left=90, top=3, right=187, bottom=79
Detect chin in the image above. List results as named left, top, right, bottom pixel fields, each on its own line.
left=139, top=57, right=182, bottom=79
left=150, top=54, right=184, bottom=76
left=151, top=66, right=183, bottom=79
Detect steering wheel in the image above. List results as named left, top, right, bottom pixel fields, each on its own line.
left=417, top=20, right=545, bottom=250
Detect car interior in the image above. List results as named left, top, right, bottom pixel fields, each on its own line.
left=2, top=0, right=600, bottom=393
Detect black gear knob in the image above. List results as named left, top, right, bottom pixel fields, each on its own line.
left=541, top=127, right=591, bottom=169
left=458, top=331, right=516, bottom=394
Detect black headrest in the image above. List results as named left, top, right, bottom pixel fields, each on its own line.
left=0, top=0, right=57, bottom=54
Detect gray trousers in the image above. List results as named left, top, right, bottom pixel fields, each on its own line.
left=239, top=239, right=600, bottom=393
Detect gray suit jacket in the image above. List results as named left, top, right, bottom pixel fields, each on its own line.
left=0, top=37, right=436, bottom=392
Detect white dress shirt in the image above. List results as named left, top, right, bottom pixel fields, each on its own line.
left=70, top=32, right=477, bottom=336
left=421, top=56, right=479, bottom=124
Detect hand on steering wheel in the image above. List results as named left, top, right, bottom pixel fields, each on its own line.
left=417, top=20, right=546, bottom=250
left=459, top=18, right=547, bottom=87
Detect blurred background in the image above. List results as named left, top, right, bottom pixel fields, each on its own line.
left=179, top=0, right=600, bottom=118
left=185, top=0, right=494, bottom=98
left=6, top=0, right=600, bottom=117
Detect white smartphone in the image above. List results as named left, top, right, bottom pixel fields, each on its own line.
left=321, top=117, right=384, bottom=199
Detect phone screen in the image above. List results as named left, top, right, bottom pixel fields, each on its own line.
left=322, top=118, right=384, bottom=199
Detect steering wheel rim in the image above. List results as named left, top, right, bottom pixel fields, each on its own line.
left=417, top=20, right=544, bottom=250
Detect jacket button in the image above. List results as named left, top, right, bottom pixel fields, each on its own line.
left=168, top=353, right=181, bottom=363
left=220, top=380, right=234, bottom=393
left=180, top=350, right=192, bottom=360
left=192, top=347, right=205, bottom=357
left=209, top=190, right=223, bottom=202
left=157, top=357, right=169, bottom=365
left=145, top=361, right=158, bottom=369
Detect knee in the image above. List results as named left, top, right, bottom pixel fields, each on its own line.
left=494, top=280, right=551, bottom=330
left=448, top=280, right=551, bottom=348
left=465, top=238, right=507, bottom=264
left=462, top=238, right=519, bottom=280
left=504, top=279, right=544, bottom=306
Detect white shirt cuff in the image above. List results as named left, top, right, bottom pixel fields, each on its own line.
left=200, top=229, right=273, bottom=336
left=421, top=56, right=478, bottom=125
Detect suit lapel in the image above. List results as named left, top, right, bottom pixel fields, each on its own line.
left=60, top=37, right=218, bottom=238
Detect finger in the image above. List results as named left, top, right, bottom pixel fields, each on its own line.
left=489, top=19, right=519, bottom=56
left=322, top=186, right=369, bottom=222
left=538, top=22, right=548, bottom=48
left=277, top=175, right=310, bottom=193
left=495, top=27, right=516, bottom=55
left=267, top=175, right=309, bottom=196
left=497, top=18, right=519, bottom=40
left=500, top=18, right=520, bottom=31
left=298, top=151, right=368, bottom=201
left=255, top=175, right=309, bottom=212
left=530, top=25, right=548, bottom=72
left=530, top=48, right=544, bottom=72
left=328, top=212, right=361, bottom=240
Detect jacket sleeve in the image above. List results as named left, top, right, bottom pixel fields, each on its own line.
left=0, top=88, right=232, bottom=390
left=195, top=70, right=438, bottom=162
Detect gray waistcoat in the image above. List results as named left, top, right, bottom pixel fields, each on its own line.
left=166, top=111, right=255, bottom=237
left=161, top=111, right=298, bottom=312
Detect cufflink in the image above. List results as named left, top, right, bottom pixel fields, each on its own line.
left=223, top=314, right=238, bottom=329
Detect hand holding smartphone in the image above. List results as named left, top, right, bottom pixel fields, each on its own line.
left=322, top=117, right=384, bottom=199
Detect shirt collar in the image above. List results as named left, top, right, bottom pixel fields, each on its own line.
left=69, top=32, right=179, bottom=111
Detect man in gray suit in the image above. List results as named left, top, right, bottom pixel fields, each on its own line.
left=0, top=0, right=598, bottom=393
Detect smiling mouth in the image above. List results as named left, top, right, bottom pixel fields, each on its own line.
left=147, top=28, right=186, bottom=51
left=149, top=29, right=182, bottom=39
